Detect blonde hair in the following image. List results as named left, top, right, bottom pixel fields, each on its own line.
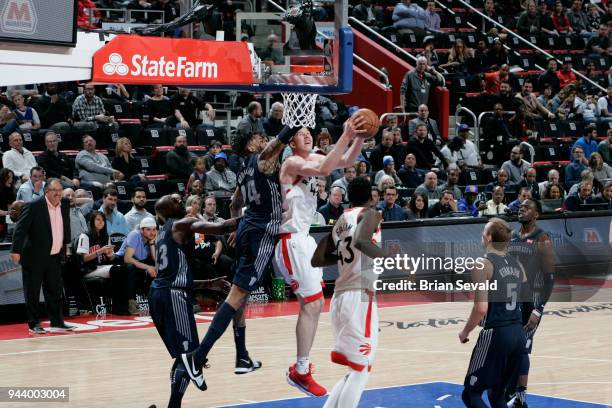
left=116, top=137, right=133, bottom=161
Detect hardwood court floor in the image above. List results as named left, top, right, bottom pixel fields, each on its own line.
left=0, top=301, right=610, bottom=407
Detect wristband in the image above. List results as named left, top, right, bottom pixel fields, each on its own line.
left=277, top=126, right=299, bottom=145
left=531, top=309, right=542, bottom=318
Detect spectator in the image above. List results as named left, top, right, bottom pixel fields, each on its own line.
left=486, top=168, right=514, bottom=193
left=408, top=104, right=442, bottom=144
left=415, top=171, right=441, bottom=200
left=0, top=169, right=17, bottom=241
left=486, top=38, right=510, bottom=71
left=455, top=124, right=481, bottom=168
left=62, top=188, right=89, bottom=244
left=406, top=191, right=428, bottom=219
left=586, top=3, right=601, bottom=31
left=99, top=188, right=130, bottom=242
left=377, top=186, right=407, bottom=221
left=75, top=189, right=94, bottom=218
left=10, top=93, right=41, bottom=132
left=263, top=102, right=284, bottom=137
left=374, top=156, right=402, bottom=186
left=400, top=56, right=444, bottom=113
left=392, top=0, right=427, bottom=31
left=501, top=146, right=531, bottom=184
left=16, top=166, right=45, bottom=203
left=508, top=187, right=533, bottom=213
left=538, top=1, right=558, bottom=36
left=482, top=64, right=511, bottom=96
left=483, top=103, right=513, bottom=144
left=352, top=0, right=384, bottom=28
left=237, top=101, right=265, bottom=138
left=332, top=166, right=357, bottom=200
left=551, top=1, right=573, bottom=34
left=583, top=62, right=607, bottom=95
left=205, top=152, right=237, bottom=196
left=586, top=23, right=611, bottom=57
left=543, top=183, right=564, bottom=200
left=76, top=135, right=123, bottom=187
left=192, top=219, right=233, bottom=283
left=518, top=167, right=541, bottom=200
left=597, top=86, right=612, bottom=122
left=397, top=153, right=425, bottom=188
left=316, top=178, right=329, bottom=209
left=496, top=82, right=517, bottom=111
left=538, top=169, right=565, bottom=198
left=567, top=0, right=592, bottom=37
left=315, top=131, right=334, bottom=155
left=185, top=195, right=205, bottom=221
left=112, top=137, right=146, bottom=183
left=115, top=217, right=157, bottom=314
left=355, top=157, right=370, bottom=177
left=377, top=175, right=396, bottom=195
left=166, top=135, right=195, bottom=181
left=76, top=210, right=115, bottom=279
left=478, top=0, right=502, bottom=35
left=563, top=181, right=595, bottom=210
left=479, top=186, right=509, bottom=216
left=589, top=152, right=612, bottom=182
left=318, top=186, right=344, bottom=225
left=428, top=190, right=456, bottom=218
left=598, top=128, right=612, bottom=165
left=32, top=83, right=71, bottom=132
left=204, top=140, right=223, bottom=171
left=37, top=131, right=80, bottom=189
left=437, top=168, right=463, bottom=199
left=259, top=33, right=284, bottom=64
left=457, top=185, right=482, bottom=216
left=406, top=123, right=447, bottom=169
left=568, top=169, right=594, bottom=196
left=420, top=36, right=440, bottom=68
left=517, top=1, right=541, bottom=34
left=439, top=39, right=473, bottom=74
left=424, top=1, right=441, bottom=33
left=171, top=88, right=201, bottom=129
left=538, top=58, right=561, bottom=94
left=369, top=128, right=405, bottom=171
left=203, top=196, right=224, bottom=223
left=470, top=40, right=490, bottom=74
left=557, top=58, right=577, bottom=89
left=537, top=84, right=556, bottom=111
left=595, top=181, right=612, bottom=207
left=515, top=80, right=556, bottom=120
left=2, top=132, right=38, bottom=183
left=146, top=84, right=173, bottom=127
left=124, top=187, right=154, bottom=230
left=371, top=187, right=381, bottom=207
left=186, top=157, right=207, bottom=196
left=572, top=125, right=599, bottom=160
left=72, top=83, right=118, bottom=133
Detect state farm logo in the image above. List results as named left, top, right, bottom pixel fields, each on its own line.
left=103, top=53, right=129, bottom=76
left=1, top=0, right=37, bottom=34
left=100, top=52, right=219, bottom=79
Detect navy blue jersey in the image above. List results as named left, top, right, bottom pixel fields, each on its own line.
left=482, top=252, right=524, bottom=329
left=151, top=219, right=193, bottom=291
left=509, top=227, right=548, bottom=306
left=236, top=153, right=282, bottom=233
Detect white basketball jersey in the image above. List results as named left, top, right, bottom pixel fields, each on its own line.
left=279, top=175, right=318, bottom=234
left=332, top=207, right=381, bottom=292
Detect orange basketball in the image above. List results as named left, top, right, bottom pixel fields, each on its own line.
left=354, top=108, right=380, bottom=138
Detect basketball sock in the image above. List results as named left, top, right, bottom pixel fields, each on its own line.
left=195, top=302, right=237, bottom=366
left=168, top=359, right=189, bottom=408
left=322, top=373, right=349, bottom=408
left=516, top=386, right=527, bottom=403
left=335, top=369, right=369, bottom=408
left=296, top=356, right=310, bottom=375
left=233, top=325, right=248, bottom=360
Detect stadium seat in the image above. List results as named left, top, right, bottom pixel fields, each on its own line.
left=144, top=128, right=171, bottom=147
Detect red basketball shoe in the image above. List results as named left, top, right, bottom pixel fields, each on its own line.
left=286, top=363, right=327, bottom=397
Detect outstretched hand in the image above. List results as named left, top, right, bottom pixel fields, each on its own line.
left=344, top=115, right=369, bottom=139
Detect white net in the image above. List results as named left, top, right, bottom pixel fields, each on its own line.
left=281, top=92, right=318, bottom=129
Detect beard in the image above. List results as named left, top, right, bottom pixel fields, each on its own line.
left=135, top=202, right=146, bottom=210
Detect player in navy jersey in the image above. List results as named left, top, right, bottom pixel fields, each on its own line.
left=507, top=198, right=555, bottom=408
left=459, top=218, right=527, bottom=408
left=182, top=126, right=299, bottom=386
left=149, top=195, right=239, bottom=408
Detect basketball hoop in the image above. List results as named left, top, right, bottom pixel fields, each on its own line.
left=281, top=92, right=318, bottom=129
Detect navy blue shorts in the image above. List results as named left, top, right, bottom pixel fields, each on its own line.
left=232, top=223, right=278, bottom=293
left=464, top=324, right=526, bottom=392
left=149, top=287, right=199, bottom=359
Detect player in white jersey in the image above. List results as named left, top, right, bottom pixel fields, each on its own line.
left=312, top=176, right=388, bottom=408
left=275, top=117, right=366, bottom=397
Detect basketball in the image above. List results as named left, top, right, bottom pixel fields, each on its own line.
left=354, top=108, right=380, bottom=138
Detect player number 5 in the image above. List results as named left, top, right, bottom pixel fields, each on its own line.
left=506, top=283, right=518, bottom=311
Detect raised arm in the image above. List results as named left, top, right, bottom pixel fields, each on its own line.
left=171, top=217, right=239, bottom=244
left=258, top=126, right=300, bottom=175
left=336, top=136, right=366, bottom=169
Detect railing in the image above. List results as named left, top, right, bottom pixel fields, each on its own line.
left=348, top=16, right=446, bottom=88
left=454, top=0, right=606, bottom=93
left=354, top=54, right=390, bottom=87
left=477, top=110, right=516, bottom=138
left=521, top=141, right=536, bottom=165
left=87, top=8, right=165, bottom=30
left=455, top=106, right=479, bottom=151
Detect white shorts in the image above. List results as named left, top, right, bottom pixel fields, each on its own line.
left=274, top=233, right=323, bottom=303
left=330, top=290, right=378, bottom=372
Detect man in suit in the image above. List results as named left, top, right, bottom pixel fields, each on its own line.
left=408, top=104, right=442, bottom=145
left=10, top=178, right=73, bottom=334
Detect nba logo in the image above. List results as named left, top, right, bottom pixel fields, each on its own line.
left=1, top=0, right=37, bottom=34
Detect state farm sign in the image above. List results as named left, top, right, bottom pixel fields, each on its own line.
left=1, top=0, right=37, bottom=34
left=93, top=35, right=253, bottom=86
